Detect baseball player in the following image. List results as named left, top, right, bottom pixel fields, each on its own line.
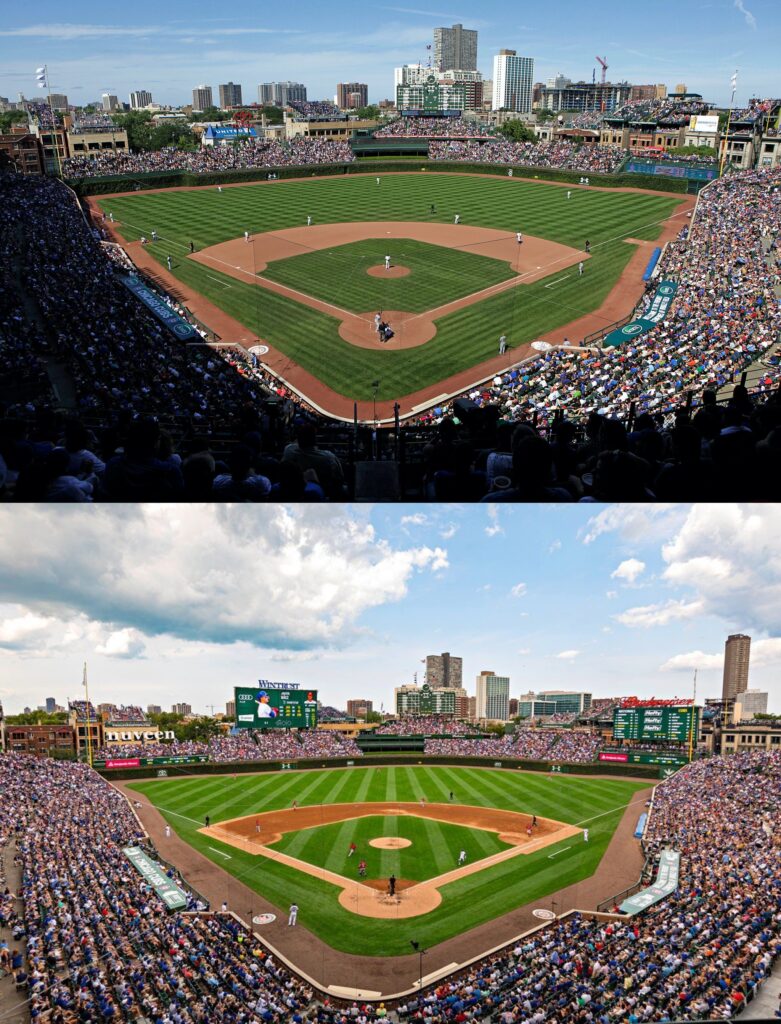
left=166, top=255, right=172, bottom=271
left=217, top=186, right=223, bottom=192
left=374, top=312, right=382, bottom=333
left=255, top=821, right=261, bottom=834
left=454, top=213, right=460, bottom=225
left=306, top=215, right=312, bottom=226
left=579, top=261, right=584, bottom=276
left=221, top=901, right=228, bottom=912
left=244, top=230, right=250, bottom=244
left=109, top=212, right=114, bottom=222
left=348, top=841, right=357, bottom=857
left=458, top=850, right=466, bottom=865
left=288, top=902, right=298, bottom=926
left=358, top=859, right=367, bottom=877
left=584, top=828, right=589, bottom=842
left=526, top=824, right=532, bottom=837
left=376, top=177, right=380, bottom=185
left=516, top=231, right=523, bottom=244
left=567, top=190, right=572, bottom=199
left=164, top=825, right=171, bottom=838
left=292, top=800, right=298, bottom=811
left=189, top=241, right=195, bottom=254
left=151, top=230, right=158, bottom=242
left=385, top=255, right=391, bottom=271
left=499, top=334, right=507, bottom=355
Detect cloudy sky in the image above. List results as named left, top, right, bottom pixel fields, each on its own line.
left=0, top=0, right=776, bottom=109
left=0, top=503, right=779, bottom=716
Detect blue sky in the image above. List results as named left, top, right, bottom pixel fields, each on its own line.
left=0, top=0, right=776, bottom=109
left=0, top=504, right=779, bottom=716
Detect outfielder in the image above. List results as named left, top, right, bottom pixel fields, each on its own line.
left=458, top=850, right=466, bottom=865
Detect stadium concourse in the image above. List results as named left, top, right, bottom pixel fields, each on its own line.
left=0, top=750, right=779, bottom=1024
left=1, top=165, right=780, bottom=501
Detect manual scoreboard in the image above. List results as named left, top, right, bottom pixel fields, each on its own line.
left=612, top=705, right=699, bottom=743
left=234, top=686, right=318, bottom=729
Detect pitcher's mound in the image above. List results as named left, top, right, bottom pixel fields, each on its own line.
left=362, top=878, right=416, bottom=892
left=367, top=264, right=410, bottom=278
left=369, top=837, right=412, bottom=849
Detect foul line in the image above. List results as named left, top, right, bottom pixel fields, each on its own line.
left=544, top=274, right=571, bottom=288
left=208, top=847, right=232, bottom=859
left=548, top=846, right=572, bottom=858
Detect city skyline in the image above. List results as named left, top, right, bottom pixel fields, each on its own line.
left=0, top=505, right=779, bottom=716
left=0, top=0, right=776, bottom=110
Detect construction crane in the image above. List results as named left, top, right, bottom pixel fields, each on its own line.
left=596, top=56, right=608, bottom=84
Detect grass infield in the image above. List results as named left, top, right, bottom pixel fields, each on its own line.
left=128, top=765, right=648, bottom=956
left=99, top=175, right=681, bottom=402
left=261, top=238, right=517, bottom=313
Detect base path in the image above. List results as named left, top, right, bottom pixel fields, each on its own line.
left=201, top=801, right=580, bottom=920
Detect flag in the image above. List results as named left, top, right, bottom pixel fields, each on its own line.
left=730, top=71, right=738, bottom=91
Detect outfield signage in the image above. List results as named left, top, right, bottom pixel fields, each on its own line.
left=612, top=705, right=699, bottom=744
left=598, top=751, right=689, bottom=767
left=234, top=686, right=318, bottom=729
left=123, top=846, right=189, bottom=910
left=620, top=849, right=679, bottom=915
left=626, top=160, right=717, bottom=181
left=119, top=274, right=199, bottom=340
left=95, top=754, right=210, bottom=769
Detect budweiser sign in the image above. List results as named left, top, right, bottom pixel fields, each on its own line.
left=620, top=697, right=694, bottom=708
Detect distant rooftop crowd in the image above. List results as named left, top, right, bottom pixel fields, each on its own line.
left=429, top=138, right=624, bottom=174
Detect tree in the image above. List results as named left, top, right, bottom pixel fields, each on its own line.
left=149, top=122, right=197, bottom=151
left=5, top=711, right=68, bottom=725
left=667, top=144, right=718, bottom=159
left=179, top=717, right=222, bottom=743
left=190, top=107, right=232, bottom=123
left=364, top=710, right=383, bottom=723
left=356, top=105, right=381, bottom=120
left=111, top=110, right=154, bottom=151
left=147, top=711, right=184, bottom=732
left=0, top=111, right=26, bottom=134
left=536, top=109, right=556, bottom=122
left=497, top=119, right=536, bottom=143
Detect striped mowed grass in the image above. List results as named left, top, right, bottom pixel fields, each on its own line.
left=129, top=765, right=648, bottom=956
left=99, top=174, right=682, bottom=401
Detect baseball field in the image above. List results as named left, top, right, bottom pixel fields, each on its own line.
left=95, top=172, right=688, bottom=413
left=127, top=764, right=649, bottom=956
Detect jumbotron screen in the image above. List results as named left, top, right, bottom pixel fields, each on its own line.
left=612, top=705, right=699, bottom=743
left=234, top=686, right=318, bottom=729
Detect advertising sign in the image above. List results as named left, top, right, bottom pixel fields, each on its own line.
left=123, top=846, right=189, bottom=910
left=612, top=706, right=699, bottom=743
left=620, top=849, right=680, bottom=915
left=119, top=274, right=198, bottom=340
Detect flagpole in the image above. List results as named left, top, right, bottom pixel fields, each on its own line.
left=83, top=661, right=94, bottom=768
left=688, top=669, right=697, bottom=762
left=35, top=65, right=63, bottom=179
left=719, top=70, right=738, bottom=177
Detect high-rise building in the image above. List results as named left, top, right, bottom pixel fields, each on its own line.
left=45, top=697, right=56, bottom=713
left=346, top=699, right=373, bottom=719
left=433, top=23, right=478, bottom=72
left=101, top=93, right=119, bottom=112
left=492, top=50, right=534, bottom=113
left=218, top=82, right=243, bottom=108
left=475, top=671, right=510, bottom=721
left=467, top=695, right=477, bottom=720
left=147, top=704, right=162, bottom=715
left=258, top=82, right=306, bottom=106
left=394, top=64, right=427, bottom=89
left=337, top=82, right=368, bottom=109
left=130, top=90, right=152, bottom=109
left=674, top=83, right=687, bottom=94
left=192, top=85, right=213, bottom=112
left=172, top=702, right=193, bottom=716
left=425, top=652, right=463, bottom=689
left=509, top=698, right=519, bottom=717
left=225, top=700, right=236, bottom=718
left=734, top=690, right=768, bottom=721
left=722, top=634, right=751, bottom=701
left=49, top=93, right=69, bottom=112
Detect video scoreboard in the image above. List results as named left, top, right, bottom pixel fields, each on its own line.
left=234, top=685, right=318, bottom=729
left=612, top=705, right=699, bottom=743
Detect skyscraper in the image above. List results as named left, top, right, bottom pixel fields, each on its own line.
left=218, top=82, right=243, bottom=108
left=433, top=24, right=478, bottom=72
left=101, top=93, right=119, bottom=112
left=425, top=652, right=463, bottom=689
left=129, top=90, right=152, bottom=109
left=336, top=83, right=368, bottom=109
left=722, top=634, right=751, bottom=701
left=192, top=85, right=213, bottom=112
left=492, top=50, right=534, bottom=112
left=258, top=82, right=307, bottom=106
left=475, top=671, right=510, bottom=721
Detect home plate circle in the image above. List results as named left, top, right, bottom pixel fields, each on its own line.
left=252, top=914, right=276, bottom=925
left=369, top=837, right=412, bottom=849
left=248, top=345, right=269, bottom=356
left=533, top=909, right=556, bottom=920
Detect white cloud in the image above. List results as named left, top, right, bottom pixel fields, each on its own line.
left=581, top=504, right=681, bottom=545
left=615, top=598, right=704, bottom=628
left=517, top=647, right=531, bottom=655
left=548, top=539, right=562, bottom=553
left=485, top=507, right=503, bottom=537
left=606, top=590, right=618, bottom=599
left=611, top=558, right=646, bottom=584
left=510, top=583, right=527, bottom=598
left=401, top=513, right=428, bottom=527
left=0, top=507, right=449, bottom=651
left=555, top=649, right=579, bottom=660
left=95, top=629, right=146, bottom=659
left=661, top=637, right=781, bottom=673
left=440, top=523, right=458, bottom=540
left=733, top=0, right=757, bottom=29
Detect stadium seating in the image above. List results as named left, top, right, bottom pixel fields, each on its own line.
left=94, top=730, right=362, bottom=762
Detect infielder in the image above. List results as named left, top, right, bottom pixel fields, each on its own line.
left=166, top=255, right=172, bottom=271
left=306, top=215, right=312, bottom=226
left=288, top=902, right=298, bottom=926
left=454, top=213, right=460, bottom=224
left=499, top=335, right=507, bottom=355
left=516, top=232, right=523, bottom=244
left=244, top=230, right=250, bottom=243
left=579, top=262, right=584, bottom=276
left=164, top=825, right=171, bottom=838
left=583, top=829, right=589, bottom=842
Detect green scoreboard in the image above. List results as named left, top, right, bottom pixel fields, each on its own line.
left=612, top=705, right=699, bottom=743
left=234, top=686, right=318, bottom=729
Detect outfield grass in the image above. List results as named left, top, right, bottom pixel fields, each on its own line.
left=261, top=238, right=517, bottom=313
left=270, top=813, right=512, bottom=881
left=99, top=174, right=682, bottom=402
left=129, top=765, right=648, bottom=955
